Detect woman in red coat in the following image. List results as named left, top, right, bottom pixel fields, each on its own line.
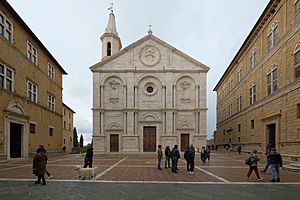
left=33, top=147, right=47, bottom=185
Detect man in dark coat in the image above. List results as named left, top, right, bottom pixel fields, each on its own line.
left=200, top=146, right=207, bottom=163
left=84, top=147, right=94, bottom=168
left=164, top=146, right=171, bottom=168
left=184, top=145, right=195, bottom=174
left=171, top=145, right=180, bottom=173
left=33, top=147, right=47, bottom=185
left=268, top=148, right=283, bottom=182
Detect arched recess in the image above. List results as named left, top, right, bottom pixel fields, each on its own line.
left=140, top=113, right=161, bottom=122
left=173, top=74, right=196, bottom=86
left=5, top=100, right=27, bottom=116
left=106, top=122, right=122, bottom=131
left=102, top=75, right=126, bottom=107
left=175, top=75, right=196, bottom=107
left=178, top=121, right=193, bottom=130
left=101, top=74, right=126, bottom=86
left=135, top=74, right=165, bottom=86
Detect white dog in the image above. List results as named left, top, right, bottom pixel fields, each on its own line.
left=74, top=165, right=96, bottom=180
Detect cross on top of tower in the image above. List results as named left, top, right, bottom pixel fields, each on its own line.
left=108, top=2, right=114, bottom=13
left=148, top=23, right=153, bottom=34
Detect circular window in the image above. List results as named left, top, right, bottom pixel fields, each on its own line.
left=144, top=82, right=157, bottom=96
left=146, top=86, right=154, bottom=93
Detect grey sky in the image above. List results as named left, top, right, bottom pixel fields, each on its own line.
left=7, top=0, right=269, bottom=144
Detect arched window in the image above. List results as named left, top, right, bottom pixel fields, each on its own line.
left=249, top=82, right=256, bottom=105
left=295, top=0, right=300, bottom=22
left=294, top=41, right=300, bottom=79
left=267, top=64, right=278, bottom=95
left=107, top=42, right=111, bottom=56
left=267, top=21, right=279, bottom=51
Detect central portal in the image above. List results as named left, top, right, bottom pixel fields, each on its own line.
left=143, top=126, right=156, bottom=152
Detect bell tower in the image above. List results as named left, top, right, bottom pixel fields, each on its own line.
left=100, top=3, right=122, bottom=60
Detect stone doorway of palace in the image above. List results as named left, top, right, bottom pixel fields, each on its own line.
left=181, top=134, right=189, bottom=152
left=143, top=126, right=156, bottom=152
left=10, top=122, right=22, bottom=158
left=110, top=134, right=119, bottom=152
left=267, top=123, right=276, bottom=148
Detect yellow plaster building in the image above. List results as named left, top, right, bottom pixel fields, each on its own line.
left=62, top=103, right=75, bottom=153
left=214, top=0, right=300, bottom=159
left=0, top=0, right=72, bottom=159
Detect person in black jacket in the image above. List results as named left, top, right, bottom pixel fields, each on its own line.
left=84, top=147, right=94, bottom=168
left=268, top=148, right=283, bottom=182
left=171, top=145, right=180, bottom=173
left=164, top=146, right=171, bottom=168
left=184, top=144, right=195, bottom=174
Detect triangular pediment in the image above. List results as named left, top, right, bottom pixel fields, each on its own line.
left=90, top=34, right=210, bottom=72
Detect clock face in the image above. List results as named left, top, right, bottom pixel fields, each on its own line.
left=139, top=45, right=161, bottom=67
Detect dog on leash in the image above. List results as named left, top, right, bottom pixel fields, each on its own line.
left=74, top=165, right=96, bottom=180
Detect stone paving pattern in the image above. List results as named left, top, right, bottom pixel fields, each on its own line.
left=0, top=151, right=300, bottom=200
left=0, top=151, right=299, bottom=182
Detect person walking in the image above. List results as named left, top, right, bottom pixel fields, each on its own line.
left=206, top=147, right=211, bottom=161
left=184, top=146, right=191, bottom=174
left=39, top=145, right=53, bottom=179
left=164, top=146, right=171, bottom=168
left=157, top=145, right=163, bottom=170
left=171, top=145, right=180, bottom=173
left=32, top=147, right=47, bottom=185
left=245, top=149, right=263, bottom=181
left=190, top=145, right=195, bottom=174
left=268, top=148, right=283, bottom=182
left=261, top=143, right=273, bottom=173
left=84, top=147, right=94, bottom=168
left=237, top=145, right=242, bottom=155
left=200, top=146, right=207, bottom=164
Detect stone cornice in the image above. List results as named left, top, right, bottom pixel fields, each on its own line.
left=92, top=69, right=208, bottom=73
left=214, top=0, right=281, bottom=91
left=92, top=108, right=208, bottom=112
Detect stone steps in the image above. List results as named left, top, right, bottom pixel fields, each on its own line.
left=283, top=162, right=300, bottom=172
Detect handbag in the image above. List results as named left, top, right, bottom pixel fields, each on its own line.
left=245, top=158, right=252, bottom=165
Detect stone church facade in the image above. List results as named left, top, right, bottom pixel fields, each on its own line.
left=90, top=10, right=209, bottom=152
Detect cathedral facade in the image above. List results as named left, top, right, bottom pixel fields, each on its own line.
left=90, top=10, right=209, bottom=152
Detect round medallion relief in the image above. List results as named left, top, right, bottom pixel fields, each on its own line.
left=139, top=45, right=161, bottom=67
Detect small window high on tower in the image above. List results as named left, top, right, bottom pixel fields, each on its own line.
left=107, top=42, right=111, bottom=56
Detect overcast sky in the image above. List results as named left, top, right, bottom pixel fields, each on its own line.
left=7, top=0, right=269, bottom=144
